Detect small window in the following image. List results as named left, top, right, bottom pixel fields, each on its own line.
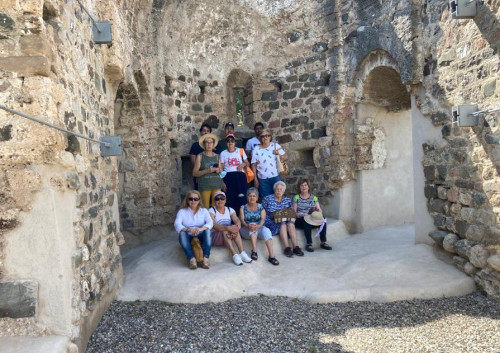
left=235, top=88, right=244, bottom=126
left=298, top=149, right=315, bottom=167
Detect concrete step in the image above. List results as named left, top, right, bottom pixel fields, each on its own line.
left=0, top=336, right=74, bottom=353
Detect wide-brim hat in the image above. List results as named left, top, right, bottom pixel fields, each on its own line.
left=198, top=133, right=219, bottom=150
left=304, top=211, right=325, bottom=226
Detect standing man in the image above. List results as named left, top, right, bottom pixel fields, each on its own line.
left=217, top=122, right=243, bottom=151
left=190, top=123, right=215, bottom=190
left=245, top=122, right=264, bottom=159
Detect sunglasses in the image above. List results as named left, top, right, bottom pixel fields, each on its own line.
left=188, top=197, right=200, bottom=201
left=226, top=139, right=235, bottom=143
left=260, top=134, right=271, bottom=138
left=214, top=197, right=226, bottom=201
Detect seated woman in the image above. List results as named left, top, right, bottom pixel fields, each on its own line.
left=262, top=181, right=304, bottom=258
left=174, top=190, right=213, bottom=270
left=292, top=178, right=332, bottom=252
left=209, top=191, right=253, bottom=266
left=239, top=187, right=279, bottom=266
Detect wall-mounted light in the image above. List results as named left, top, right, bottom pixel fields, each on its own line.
left=452, top=104, right=500, bottom=127
left=76, top=0, right=112, bottom=44
left=452, top=104, right=478, bottom=126
left=450, top=0, right=477, bottom=19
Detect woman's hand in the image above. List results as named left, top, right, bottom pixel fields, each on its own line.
left=248, top=224, right=259, bottom=231
left=227, top=225, right=239, bottom=233
left=190, top=227, right=202, bottom=235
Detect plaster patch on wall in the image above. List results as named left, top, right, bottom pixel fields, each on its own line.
left=237, top=0, right=300, bottom=16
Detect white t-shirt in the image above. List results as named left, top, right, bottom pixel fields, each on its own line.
left=251, top=142, right=285, bottom=179
left=220, top=149, right=247, bottom=173
left=209, top=206, right=235, bottom=226
left=245, top=137, right=260, bottom=151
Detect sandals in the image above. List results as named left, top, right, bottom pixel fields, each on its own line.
left=251, top=251, right=258, bottom=261
left=305, top=244, right=314, bottom=252
left=320, top=243, right=332, bottom=250
left=268, top=257, right=279, bottom=266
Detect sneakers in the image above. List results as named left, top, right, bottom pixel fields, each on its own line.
left=189, top=257, right=197, bottom=270
left=239, top=251, right=253, bottom=263
left=233, top=253, right=243, bottom=266
left=202, top=257, right=210, bottom=269
left=284, top=247, right=293, bottom=257
left=293, top=246, right=304, bottom=256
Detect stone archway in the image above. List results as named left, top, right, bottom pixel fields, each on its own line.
left=226, top=69, right=253, bottom=127
left=334, top=50, right=414, bottom=233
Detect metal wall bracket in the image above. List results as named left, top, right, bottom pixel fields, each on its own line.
left=100, top=136, right=123, bottom=156
left=452, top=104, right=479, bottom=127
left=450, top=0, right=477, bottom=19
left=92, top=21, right=112, bottom=44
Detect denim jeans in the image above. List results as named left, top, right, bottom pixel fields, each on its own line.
left=258, top=175, right=280, bottom=199
left=178, top=229, right=212, bottom=260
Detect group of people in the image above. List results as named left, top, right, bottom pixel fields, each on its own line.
left=174, top=122, right=332, bottom=269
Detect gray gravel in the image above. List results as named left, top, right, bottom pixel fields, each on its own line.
left=86, top=293, right=500, bottom=353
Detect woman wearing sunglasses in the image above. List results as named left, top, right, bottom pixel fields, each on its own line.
left=174, top=190, right=213, bottom=269
left=220, top=132, right=249, bottom=211
left=193, top=133, right=223, bottom=208
left=209, top=191, right=253, bottom=266
left=251, top=128, right=287, bottom=198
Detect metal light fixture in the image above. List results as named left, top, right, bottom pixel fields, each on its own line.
left=452, top=104, right=500, bottom=127
left=76, top=0, right=112, bottom=44
left=450, top=0, right=478, bottom=19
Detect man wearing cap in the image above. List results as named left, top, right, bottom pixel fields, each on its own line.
left=217, top=122, right=243, bottom=151
left=220, top=132, right=249, bottom=211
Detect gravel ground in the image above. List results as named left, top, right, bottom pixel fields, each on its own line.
left=86, top=293, right=500, bottom=353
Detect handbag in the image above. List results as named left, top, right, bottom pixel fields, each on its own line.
left=274, top=143, right=289, bottom=176
left=239, top=148, right=255, bottom=183
left=271, top=208, right=297, bottom=223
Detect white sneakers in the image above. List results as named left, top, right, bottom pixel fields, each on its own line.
left=233, top=253, right=243, bottom=266
left=239, top=251, right=253, bottom=263
left=233, top=251, right=253, bottom=266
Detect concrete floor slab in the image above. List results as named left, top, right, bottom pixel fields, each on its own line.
left=117, top=223, right=476, bottom=303
left=0, top=336, right=70, bottom=353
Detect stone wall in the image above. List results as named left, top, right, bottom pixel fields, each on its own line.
left=1, top=0, right=500, bottom=350
left=420, top=1, right=500, bottom=298
left=0, top=0, right=134, bottom=350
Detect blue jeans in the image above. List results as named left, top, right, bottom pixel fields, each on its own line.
left=178, top=230, right=212, bottom=260
left=258, top=175, right=280, bottom=199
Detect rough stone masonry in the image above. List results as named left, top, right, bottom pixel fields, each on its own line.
left=0, top=0, right=499, bottom=352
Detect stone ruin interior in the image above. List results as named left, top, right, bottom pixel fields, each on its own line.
left=0, top=0, right=499, bottom=351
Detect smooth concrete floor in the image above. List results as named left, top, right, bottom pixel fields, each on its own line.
left=117, top=222, right=476, bottom=304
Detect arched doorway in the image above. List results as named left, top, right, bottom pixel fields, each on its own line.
left=346, top=51, right=414, bottom=233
